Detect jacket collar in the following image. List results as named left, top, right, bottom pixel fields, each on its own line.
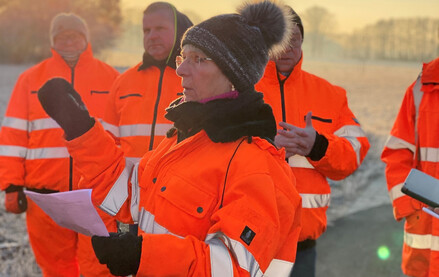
left=165, top=91, right=277, bottom=143
left=51, top=43, right=93, bottom=68
left=422, top=58, right=439, bottom=84
left=262, top=52, right=303, bottom=85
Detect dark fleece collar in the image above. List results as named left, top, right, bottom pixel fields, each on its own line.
left=165, top=91, right=277, bottom=143
left=138, top=9, right=193, bottom=71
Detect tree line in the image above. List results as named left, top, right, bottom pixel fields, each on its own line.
left=0, top=2, right=438, bottom=64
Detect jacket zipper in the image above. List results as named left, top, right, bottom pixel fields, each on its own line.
left=279, top=78, right=287, bottom=123
left=69, top=67, right=75, bottom=191
left=149, top=67, right=165, bottom=151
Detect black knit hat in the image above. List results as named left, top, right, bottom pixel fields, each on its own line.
left=181, top=0, right=292, bottom=93
left=287, top=6, right=304, bottom=40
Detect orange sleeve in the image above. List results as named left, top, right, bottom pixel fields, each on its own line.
left=0, top=73, right=30, bottom=190
left=310, top=88, right=370, bottom=180
left=381, top=82, right=421, bottom=220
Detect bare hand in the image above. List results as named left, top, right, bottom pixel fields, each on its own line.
left=275, top=111, right=316, bottom=158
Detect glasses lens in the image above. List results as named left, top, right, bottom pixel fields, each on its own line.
left=176, top=56, right=183, bottom=67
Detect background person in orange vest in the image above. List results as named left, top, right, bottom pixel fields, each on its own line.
left=255, top=7, right=370, bottom=277
left=102, top=1, right=192, bottom=235
left=37, top=1, right=302, bottom=276
left=102, top=2, right=192, bottom=164
left=0, top=13, right=119, bottom=277
left=382, top=57, right=439, bottom=276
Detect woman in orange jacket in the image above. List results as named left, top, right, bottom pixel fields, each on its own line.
left=37, top=1, right=302, bottom=276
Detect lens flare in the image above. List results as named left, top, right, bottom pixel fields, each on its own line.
left=377, top=245, right=390, bottom=260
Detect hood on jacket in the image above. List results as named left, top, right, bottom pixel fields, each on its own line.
left=138, top=7, right=193, bottom=71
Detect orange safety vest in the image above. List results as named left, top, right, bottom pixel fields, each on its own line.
left=67, top=122, right=302, bottom=276
left=256, top=58, right=370, bottom=241
left=0, top=45, right=119, bottom=191
left=382, top=57, right=439, bottom=277
left=102, top=63, right=181, bottom=163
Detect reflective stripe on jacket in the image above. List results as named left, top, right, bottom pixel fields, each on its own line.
left=67, top=122, right=302, bottom=276
left=0, top=45, right=119, bottom=191
left=255, top=57, right=370, bottom=241
left=102, top=64, right=180, bottom=162
left=381, top=58, right=439, bottom=277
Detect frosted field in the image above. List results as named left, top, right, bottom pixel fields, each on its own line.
left=0, top=59, right=421, bottom=276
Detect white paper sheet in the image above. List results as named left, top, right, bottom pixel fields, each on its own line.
left=422, top=207, right=439, bottom=219
left=25, top=189, right=109, bottom=237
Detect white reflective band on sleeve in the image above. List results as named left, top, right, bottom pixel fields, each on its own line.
left=26, top=147, right=69, bottom=159
left=1, top=117, right=28, bottom=131
left=344, top=136, right=361, bottom=166
left=101, top=121, right=120, bottom=138
left=0, top=145, right=27, bottom=158
left=138, top=208, right=179, bottom=235
left=126, top=157, right=141, bottom=164
left=119, top=123, right=173, bottom=137
left=99, top=161, right=133, bottom=216
left=264, top=259, right=293, bottom=277
left=334, top=125, right=366, bottom=138
left=300, top=193, right=330, bottom=209
left=334, top=125, right=365, bottom=166
left=420, top=147, right=439, bottom=163
left=288, top=155, right=314, bottom=169
left=388, top=183, right=405, bottom=202
left=404, top=232, right=439, bottom=251
left=207, top=237, right=234, bottom=277
left=384, top=136, right=416, bottom=153
left=29, top=118, right=59, bottom=131
left=130, top=162, right=140, bottom=223
left=206, top=233, right=263, bottom=277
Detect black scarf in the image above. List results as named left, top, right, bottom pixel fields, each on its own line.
left=165, top=91, right=277, bottom=143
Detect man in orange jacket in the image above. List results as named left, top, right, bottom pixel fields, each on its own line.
left=102, top=2, right=192, bottom=235
left=0, top=13, right=119, bottom=277
left=382, top=57, right=439, bottom=277
left=255, top=7, right=370, bottom=277
left=103, top=2, right=192, bottom=164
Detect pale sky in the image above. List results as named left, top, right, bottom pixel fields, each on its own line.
left=122, top=0, right=439, bottom=33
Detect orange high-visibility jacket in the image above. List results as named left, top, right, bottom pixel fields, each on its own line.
left=67, top=121, right=302, bottom=276
left=0, top=45, right=119, bottom=191
left=102, top=64, right=182, bottom=162
left=256, top=58, right=370, bottom=241
left=381, top=58, right=439, bottom=277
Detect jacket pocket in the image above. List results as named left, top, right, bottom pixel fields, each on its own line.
left=157, top=174, right=216, bottom=219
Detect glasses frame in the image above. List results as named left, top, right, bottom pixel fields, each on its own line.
left=175, top=55, right=213, bottom=68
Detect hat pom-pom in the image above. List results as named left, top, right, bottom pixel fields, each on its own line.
left=238, top=0, right=292, bottom=58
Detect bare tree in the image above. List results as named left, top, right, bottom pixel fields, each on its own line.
left=302, top=6, right=337, bottom=57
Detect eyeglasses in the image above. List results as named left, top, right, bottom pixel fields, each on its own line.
left=175, top=54, right=213, bottom=68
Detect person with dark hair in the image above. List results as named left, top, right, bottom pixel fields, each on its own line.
left=256, top=6, right=370, bottom=277
left=0, top=13, right=119, bottom=276
left=37, top=1, right=302, bottom=276
left=382, top=57, right=439, bottom=276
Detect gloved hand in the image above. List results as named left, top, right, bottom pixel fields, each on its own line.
left=4, top=184, right=27, bottom=214
left=38, top=77, right=95, bottom=140
left=92, top=232, right=142, bottom=276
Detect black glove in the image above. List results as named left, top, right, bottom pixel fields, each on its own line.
left=37, top=78, right=95, bottom=140
left=92, top=232, right=142, bottom=276
left=4, top=184, right=27, bottom=214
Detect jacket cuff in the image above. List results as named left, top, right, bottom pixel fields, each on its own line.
left=393, top=195, right=422, bottom=221
left=5, top=184, right=23, bottom=193
left=306, top=132, right=328, bottom=161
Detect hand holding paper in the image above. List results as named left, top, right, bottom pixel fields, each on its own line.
left=25, top=189, right=109, bottom=237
